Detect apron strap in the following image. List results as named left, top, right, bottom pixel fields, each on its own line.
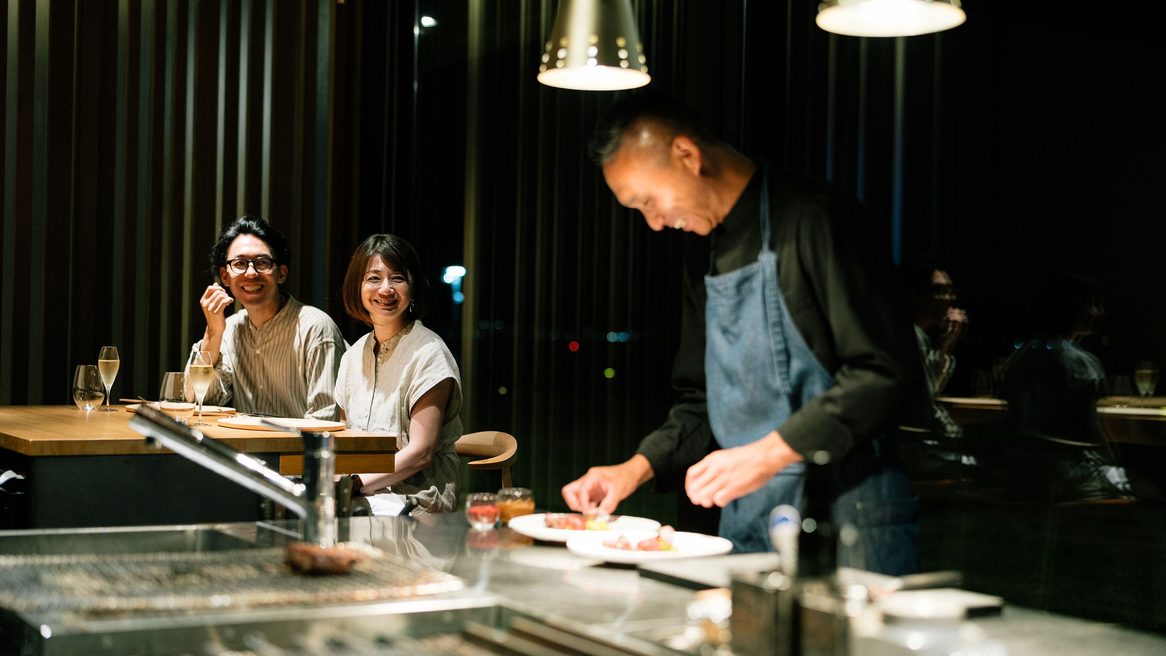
left=707, top=161, right=773, bottom=275
left=758, top=161, right=773, bottom=254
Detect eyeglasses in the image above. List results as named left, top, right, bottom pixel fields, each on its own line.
left=930, top=283, right=957, bottom=299
left=226, top=256, right=277, bottom=274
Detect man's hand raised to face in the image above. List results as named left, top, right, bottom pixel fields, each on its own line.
left=200, top=284, right=233, bottom=339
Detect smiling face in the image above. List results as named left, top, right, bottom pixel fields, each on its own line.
left=924, top=270, right=956, bottom=323
left=601, top=127, right=721, bottom=236
left=361, top=255, right=412, bottom=333
left=219, top=234, right=287, bottom=310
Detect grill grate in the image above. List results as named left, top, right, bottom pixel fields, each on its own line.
left=0, top=546, right=464, bottom=615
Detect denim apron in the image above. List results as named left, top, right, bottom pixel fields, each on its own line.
left=704, top=168, right=919, bottom=574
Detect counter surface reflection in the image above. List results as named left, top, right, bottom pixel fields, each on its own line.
left=1, top=515, right=1165, bottom=656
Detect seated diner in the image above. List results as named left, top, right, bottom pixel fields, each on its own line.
left=334, top=234, right=464, bottom=515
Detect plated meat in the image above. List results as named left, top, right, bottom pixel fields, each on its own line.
left=543, top=513, right=609, bottom=531
left=603, top=525, right=676, bottom=551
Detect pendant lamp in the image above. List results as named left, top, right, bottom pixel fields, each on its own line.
left=816, top=0, right=966, bottom=37
left=537, top=0, right=651, bottom=91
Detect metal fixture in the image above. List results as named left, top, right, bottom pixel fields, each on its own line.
left=537, top=0, right=650, bottom=91
left=816, top=0, right=966, bottom=37
left=130, top=406, right=336, bottom=546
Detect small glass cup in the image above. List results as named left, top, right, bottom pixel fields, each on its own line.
left=72, top=365, right=105, bottom=410
left=159, top=372, right=195, bottom=424
left=465, top=492, right=499, bottom=530
left=496, top=487, right=535, bottom=525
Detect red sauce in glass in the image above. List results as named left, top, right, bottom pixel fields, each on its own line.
left=467, top=504, right=500, bottom=524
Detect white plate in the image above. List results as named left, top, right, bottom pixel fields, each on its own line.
left=215, top=416, right=346, bottom=432
left=1097, top=406, right=1166, bottom=417
left=507, top=513, right=661, bottom=543
left=126, top=403, right=235, bottom=415
left=565, top=530, right=733, bottom=564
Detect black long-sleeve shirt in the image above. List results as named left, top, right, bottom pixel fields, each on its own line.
left=636, top=168, right=920, bottom=491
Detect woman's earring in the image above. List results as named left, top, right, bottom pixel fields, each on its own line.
left=409, top=300, right=415, bottom=313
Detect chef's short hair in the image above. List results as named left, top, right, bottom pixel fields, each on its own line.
left=588, top=92, right=723, bottom=166
left=342, top=234, right=430, bottom=326
left=209, top=215, right=293, bottom=275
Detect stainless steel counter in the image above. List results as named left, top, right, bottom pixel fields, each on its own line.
left=2, top=515, right=1165, bottom=656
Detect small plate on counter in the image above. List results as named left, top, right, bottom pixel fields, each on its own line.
left=508, top=513, right=661, bottom=543
left=566, top=530, right=733, bottom=564
left=215, top=416, right=347, bottom=432
left=125, top=403, right=235, bottom=416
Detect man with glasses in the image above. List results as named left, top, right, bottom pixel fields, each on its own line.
left=189, top=216, right=347, bottom=420
left=906, top=266, right=967, bottom=398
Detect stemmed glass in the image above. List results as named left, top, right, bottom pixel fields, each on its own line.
left=159, top=372, right=195, bottom=424
left=72, top=365, right=105, bottom=410
left=188, top=351, right=215, bottom=426
left=1135, top=361, right=1159, bottom=403
left=1108, top=375, right=1134, bottom=408
left=97, top=346, right=119, bottom=412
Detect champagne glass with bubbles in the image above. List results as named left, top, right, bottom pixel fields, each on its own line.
left=1136, top=361, right=1159, bottom=402
left=188, top=351, right=215, bottom=425
left=73, top=365, right=105, bottom=410
left=97, top=346, right=119, bottom=412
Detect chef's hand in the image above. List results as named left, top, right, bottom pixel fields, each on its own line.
left=200, top=284, right=233, bottom=338
left=685, top=431, right=804, bottom=508
left=562, top=454, right=654, bottom=517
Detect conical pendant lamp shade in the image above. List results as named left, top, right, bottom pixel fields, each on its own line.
left=817, top=0, right=966, bottom=38
left=537, top=0, right=651, bottom=91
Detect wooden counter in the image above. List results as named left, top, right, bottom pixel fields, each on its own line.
left=0, top=405, right=397, bottom=457
left=935, top=396, right=1166, bottom=446
left=0, top=406, right=397, bottom=530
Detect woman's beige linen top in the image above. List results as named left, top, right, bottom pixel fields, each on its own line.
left=334, top=320, right=463, bottom=513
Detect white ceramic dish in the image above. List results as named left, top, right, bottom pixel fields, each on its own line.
left=507, top=513, right=661, bottom=543
left=565, top=530, right=733, bottom=564
left=215, top=416, right=346, bottom=432
left=126, top=403, right=235, bottom=415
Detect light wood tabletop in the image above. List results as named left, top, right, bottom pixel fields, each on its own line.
left=0, top=406, right=398, bottom=469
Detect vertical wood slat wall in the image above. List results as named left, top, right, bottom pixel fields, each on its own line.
left=2, top=0, right=956, bottom=525
left=459, top=0, right=698, bottom=522
left=1, top=0, right=358, bottom=405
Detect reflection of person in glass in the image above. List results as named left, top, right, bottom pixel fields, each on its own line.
left=901, top=261, right=967, bottom=441
left=346, top=516, right=456, bottom=573
left=561, top=93, right=919, bottom=573
left=190, top=216, right=347, bottom=419
left=334, top=235, right=463, bottom=515
left=1001, top=272, right=1130, bottom=501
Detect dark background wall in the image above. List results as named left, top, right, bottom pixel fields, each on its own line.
left=3, top=0, right=1164, bottom=597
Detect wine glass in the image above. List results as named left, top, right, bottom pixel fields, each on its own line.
left=72, top=365, right=105, bottom=410
left=1135, top=361, right=1159, bottom=402
left=1108, top=375, right=1133, bottom=408
left=97, top=346, right=119, bottom=412
left=971, top=370, right=994, bottom=398
left=188, top=351, right=215, bottom=425
left=159, top=372, right=195, bottom=424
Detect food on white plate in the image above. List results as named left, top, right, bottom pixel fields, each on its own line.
left=603, top=525, right=676, bottom=552
left=543, top=513, right=610, bottom=531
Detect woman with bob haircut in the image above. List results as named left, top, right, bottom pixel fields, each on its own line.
left=334, top=234, right=463, bottom=514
